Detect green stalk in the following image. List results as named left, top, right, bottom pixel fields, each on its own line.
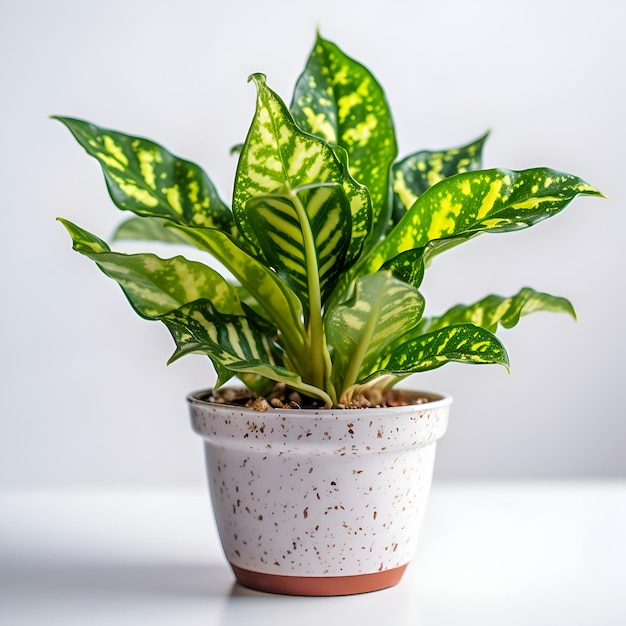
left=293, top=381, right=334, bottom=409
left=339, top=290, right=385, bottom=397
left=289, top=189, right=333, bottom=400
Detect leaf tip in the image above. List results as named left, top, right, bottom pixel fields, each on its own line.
left=56, top=216, right=71, bottom=231
left=247, top=72, right=266, bottom=86
left=582, top=184, right=608, bottom=200
left=50, top=115, right=68, bottom=129
left=315, top=26, right=327, bottom=45
left=166, top=352, right=180, bottom=366
left=570, top=177, right=607, bottom=200
left=494, top=336, right=510, bottom=371
left=50, top=114, right=72, bottom=127
left=478, top=128, right=491, bottom=144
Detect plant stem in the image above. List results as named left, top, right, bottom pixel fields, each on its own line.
left=289, top=189, right=332, bottom=398
left=295, top=382, right=334, bottom=409
left=339, top=281, right=386, bottom=397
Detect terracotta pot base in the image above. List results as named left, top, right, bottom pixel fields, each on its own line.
left=231, top=563, right=408, bottom=596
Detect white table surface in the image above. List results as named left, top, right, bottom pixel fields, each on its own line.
left=1, top=482, right=624, bottom=626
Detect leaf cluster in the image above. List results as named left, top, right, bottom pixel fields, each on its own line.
left=57, top=34, right=602, bottom=408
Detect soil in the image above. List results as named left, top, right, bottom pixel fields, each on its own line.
left=205, top=384, right=432, bottom=412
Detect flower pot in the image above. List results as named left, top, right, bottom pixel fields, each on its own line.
left=187, top=389, right=451, bottom=596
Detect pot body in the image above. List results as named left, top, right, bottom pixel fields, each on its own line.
left=188, top=389, right=451, bottom=596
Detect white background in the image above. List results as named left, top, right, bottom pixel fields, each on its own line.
left=1, top=0, right=624, bottom=489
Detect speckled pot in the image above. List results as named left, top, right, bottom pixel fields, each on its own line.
left=188, top=389, right=451, bottom=596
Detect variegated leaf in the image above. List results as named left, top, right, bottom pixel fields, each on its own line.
left=54, top=116, right=234, bottom=230
left=166, top=224, right=307, bottom=359
left=380, top=234, right=478, bottom=289
left=391, top=132, right=489, bottom=225
left=291, top=34, right=397, bottom=242
left=325, top=272, right=425, bottom=393
left=113, top=216, right=193, bottom=245
left=380, top=248, right=426, bottom=289
left=360, top=324, right=509, bottom=381
left=161, top=299, right=333, bottom=406
left=331, top=144, right=372, bottom=266
left=234, top=74, right=369, bottom=265
left=246, top=183, right=351, bottom=309
left=421, top=287, right=576, bottom=335
left=58, top=219, right=244, bottom=318
left=364, top=168, right=604, bottom=273
left=160, top=299, right=281, bottom=383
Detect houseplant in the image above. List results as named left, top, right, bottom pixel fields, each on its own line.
left=57, top=33, right=602, bottom=595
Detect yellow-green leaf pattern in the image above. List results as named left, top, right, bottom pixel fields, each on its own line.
left=234, top=74, right=368, bottom=265
left=391, top=132, right=489, bottom=226
left=160, top=299, right=281, bottom=384
left=361, top=324, right=509, bottom=382
left=56, top=34, right=605, bottom=407
left=291, top=34, right=397, bottom=243
left=59, top=219, right=243, bottom=319
left=325, top=272, right=425, bottom=394
left=167, top=224, right=307, bottom=362
left=380, top=248, right=427, bottom=289
left=161, top=300, right=332, bottom=406
left=421, top=287, right=576, bottom=335
left=246, top=183, right=351, bottom=309
left=331, top=144, right=372, bottom=266
left=54, top=117, right=234, bottom=231
left=365, top=168, right=603, bottom=273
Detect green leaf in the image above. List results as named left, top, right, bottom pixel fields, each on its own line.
left=160, top=299, right=281, bottom=383
left=234, top=74, right=369, bottom=265
left=325, top=272, right=425, bottom=394
left=55, top=35, right=606, bottom=408
left=391, top=132, right=488, bottom=225
left=364, top=168, right=604, bottom=273
left=246, top=183, right=351, bottom=309
left=380, top=248, right=426, bottom=289
left=291, top=34, right=397, bottom=243
left=380, top=233, right=479, bottom=289
left=166, top=224, right=307, bottom=358
left=161, top=299, right=332, bottom=406
left=361, top=324, right=509, bottom=381
left=58, top=218, right=244, bottom=318
left=330, top=144, right=372, bottom=266
left=113, top=216, right=194, bottom=245
left=54, top=116, right=234, bottom=231
left=58, top=217, right=111, bottom=254
left=422, top=287, right=576, bottom=334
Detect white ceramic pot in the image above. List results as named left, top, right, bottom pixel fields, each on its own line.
left=188, top=389, right=451, bottom=596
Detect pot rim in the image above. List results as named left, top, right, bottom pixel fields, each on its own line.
left=187, top=387, right=453, bottom=419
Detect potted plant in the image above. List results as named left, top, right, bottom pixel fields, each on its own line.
left=56, top=33, right=602, bottom=596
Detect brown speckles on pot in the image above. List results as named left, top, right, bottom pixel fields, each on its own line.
left=187, top=388, right=451, bottom=593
